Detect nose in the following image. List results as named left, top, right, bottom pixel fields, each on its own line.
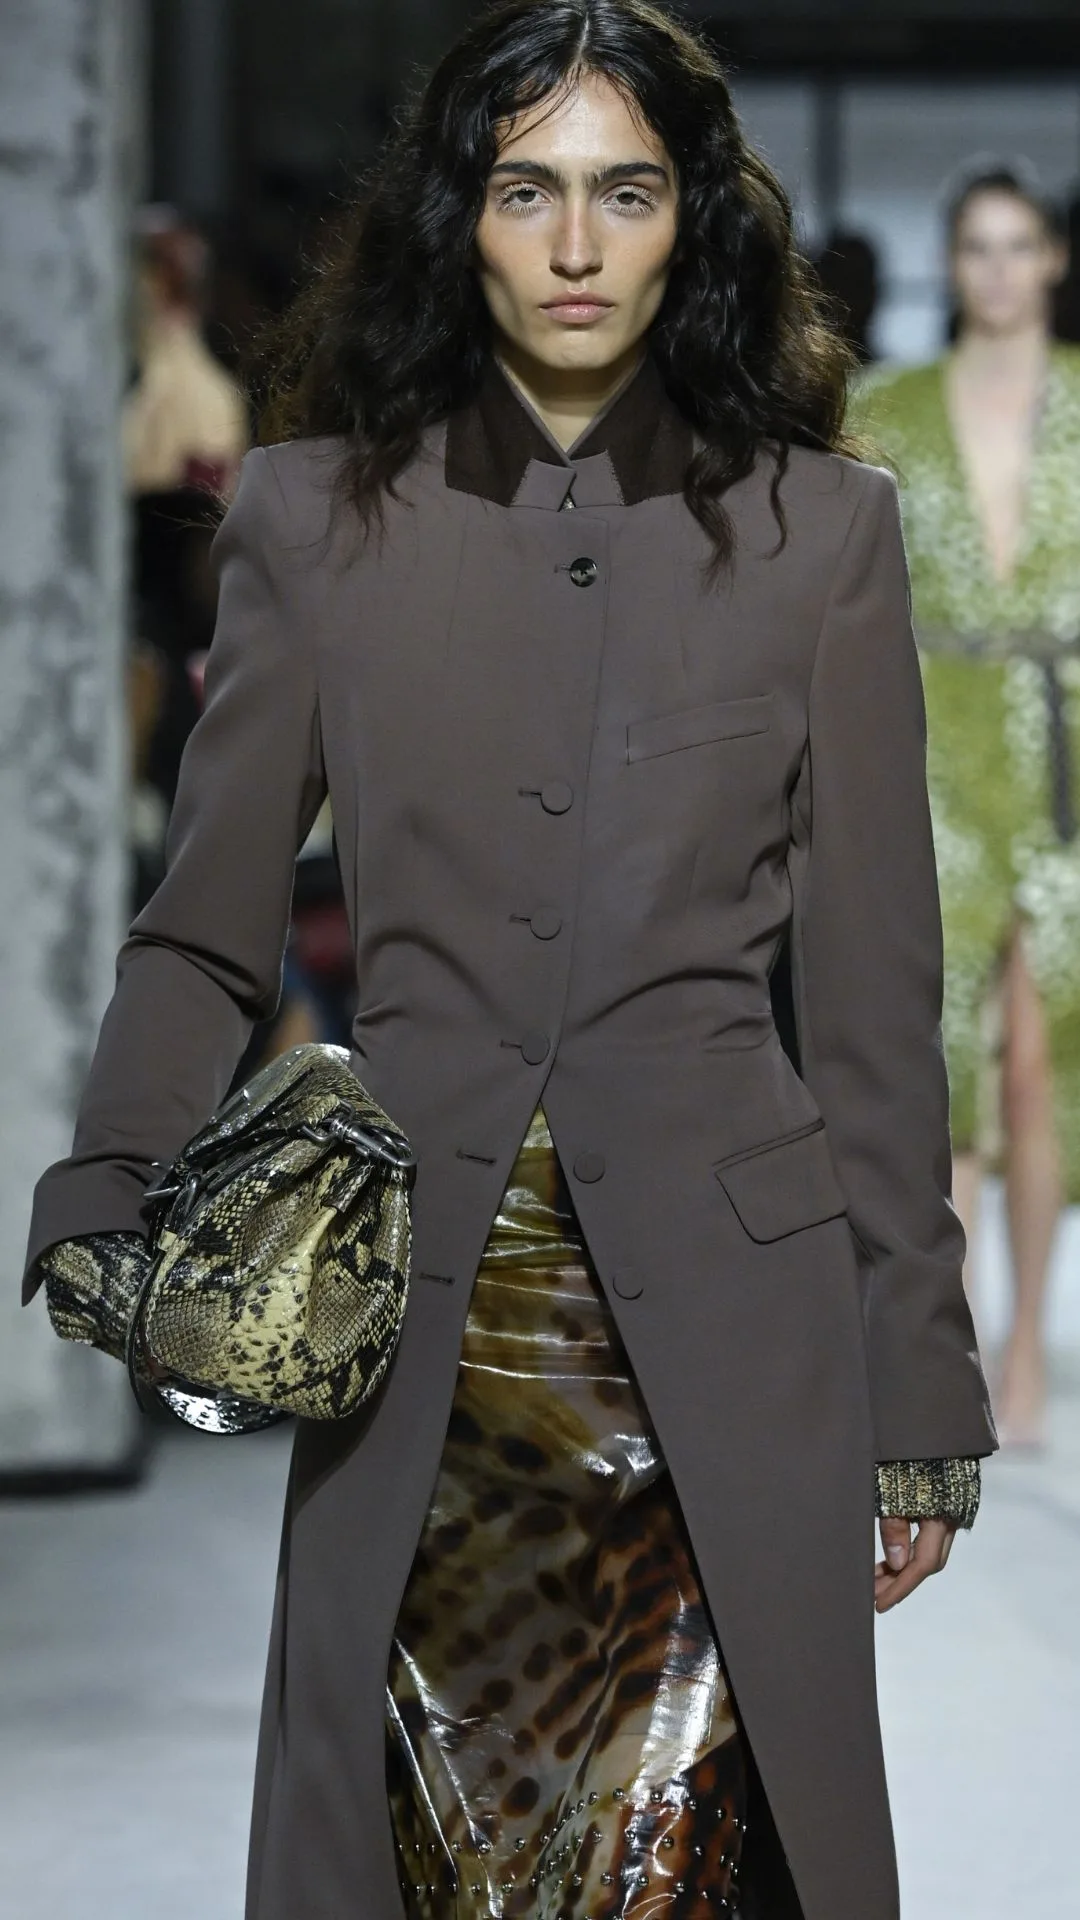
left=550, top=196, right=602, bottom=281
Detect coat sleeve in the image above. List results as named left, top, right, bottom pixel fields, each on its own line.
left=788, top=465, right=997, bottom=1463
left=22, top=447, right=327, bottom=1301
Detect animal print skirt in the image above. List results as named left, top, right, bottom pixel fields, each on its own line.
left=387, top=1108, right=747, bottom=1919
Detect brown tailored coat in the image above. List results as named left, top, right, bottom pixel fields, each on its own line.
left=25, top=360, right=996, bottom=1920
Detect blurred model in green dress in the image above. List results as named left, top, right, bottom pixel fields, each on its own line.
left=860, top=166, right=1076, bottom=1445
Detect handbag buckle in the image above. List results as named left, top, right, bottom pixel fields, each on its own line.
left=301, top=1108, right=417, bottom=1174
left=144, top=1166, right=204, bottom=1229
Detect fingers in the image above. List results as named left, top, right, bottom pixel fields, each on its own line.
left=879, top=1516, right=912, bottom=1571
left=875, top=1517, right=957, bottom=1614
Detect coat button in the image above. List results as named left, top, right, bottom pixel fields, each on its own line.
left=540, top=781, right=574, bottom=814
left=520, top=1031, right=551, bottom=1065
left=573, top=1151, right=605, bottom=1183
left=530, top=909, right=562, bottom=941
left=612, top=1269, right=643, bottom=1300
left=569, top=556, right=598, bottom=588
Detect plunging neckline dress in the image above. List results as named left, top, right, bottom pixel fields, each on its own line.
left=858, top=345, right=1080, bottom=1191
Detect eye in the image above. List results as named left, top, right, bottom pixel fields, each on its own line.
left=603, top=185, right=659, bottom=216
left=495, top=181, right=550, bottom=217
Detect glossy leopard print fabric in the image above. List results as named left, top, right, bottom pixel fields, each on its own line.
left=387, top=1107, right=747, bottom=1919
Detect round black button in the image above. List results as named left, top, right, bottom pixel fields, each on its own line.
left=569, top=557, right=598, bottom=589
left=540, top=781, right=574, bottom=815
left=573, top=1151, right=606, bottom=1184
left=530, top=909, right=562, bottom=941
left=520, top=1031, right=551, bottom=1066
left=612, top=1269, right=644, bottom=1300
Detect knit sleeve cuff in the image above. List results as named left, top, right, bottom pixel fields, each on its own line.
left=38, top=1231, right=151, bottom=1364
left=875, top=1457, right=982, bottom=1530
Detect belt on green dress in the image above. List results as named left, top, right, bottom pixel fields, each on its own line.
left=917, top=624, right=1078, bottom=845
left=1043, top=660, right=1076, bottom=843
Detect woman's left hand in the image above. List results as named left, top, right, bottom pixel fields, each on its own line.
left=874, top=1516, right=957, bottom=1613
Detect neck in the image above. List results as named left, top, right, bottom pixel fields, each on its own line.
left=140, top=305, right=200, bottom=357
left=495, top=342, right=647, bottom=451
left=951, top=318, right=1051, bottom=382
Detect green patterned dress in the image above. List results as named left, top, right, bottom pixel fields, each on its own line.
left=857, top=347, right=1080, bottom=1195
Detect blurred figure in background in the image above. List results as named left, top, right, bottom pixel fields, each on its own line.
left=814, top=228, right=882, bottom=363
left=125, top=207, right=248, bottom=497
left=126, top=484, right=219, bottom=908
left=860, top=164, right=1079, bottom=1447
left=124, top=209, right=353, bottom=1042
left=124, top=208, right=249, bottom=903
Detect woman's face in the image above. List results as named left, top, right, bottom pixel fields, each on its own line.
left=474, top=71, right=679, bottom=380
left=950, top=189, right=1065, bottom=337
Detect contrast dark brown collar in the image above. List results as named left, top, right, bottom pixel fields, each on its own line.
left=445, top=353, right=693, bottom=507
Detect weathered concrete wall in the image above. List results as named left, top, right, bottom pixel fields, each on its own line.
left=0, top=0, right=141, bottom=1472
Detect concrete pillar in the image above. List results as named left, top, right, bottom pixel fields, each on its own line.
left=0, top=0, right=143, bottom=1479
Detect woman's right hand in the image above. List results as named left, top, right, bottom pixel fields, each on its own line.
left=874, top=1515, right=957, bottom=1613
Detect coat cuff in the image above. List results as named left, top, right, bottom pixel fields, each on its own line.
left=875, top=1457, right=981, bottom=1530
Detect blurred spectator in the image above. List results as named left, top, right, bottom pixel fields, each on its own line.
left=813, top=229, right=882, bottom=363
left=127, top=485, right=220, bottom=911
left=124, top=207, right=248, bottom=498
left=123, top=210, right=248, bottom=907
left=122, top=207, right=356, bottom=1047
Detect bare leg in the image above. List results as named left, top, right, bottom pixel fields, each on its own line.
left=950, top=1152, right=983, bottom=1304
left=999, top=927, right=1062, bottom=1446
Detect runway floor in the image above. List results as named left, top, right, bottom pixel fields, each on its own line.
left=2, top=1378, right=1078, bottom=1919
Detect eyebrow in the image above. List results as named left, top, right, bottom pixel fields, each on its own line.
left=488, top=159, right=671, bottom=191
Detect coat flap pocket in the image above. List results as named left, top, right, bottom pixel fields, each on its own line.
left=714, top=1122, right=847, bottom=1244
left=626, top=694, right=772, bottom=763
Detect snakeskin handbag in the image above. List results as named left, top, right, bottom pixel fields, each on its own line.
left=117, top=1044, right=415, bottom=1434
left=27, top=1036, right=409, bottom=1443
left=108, top=1044, right=417, bottom=1436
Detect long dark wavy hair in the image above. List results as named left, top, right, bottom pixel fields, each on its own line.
left=255, top=0, right=857, bottom=564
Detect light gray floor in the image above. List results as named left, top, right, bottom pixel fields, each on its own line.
left=0, top=1426, right=289, bottom=1920
left=2, top=1387, right=1079, bottom=1919
left=877, top=1374, right=1080, bottom=1920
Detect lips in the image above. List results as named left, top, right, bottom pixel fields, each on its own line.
left=541, top=297, right=614, bottom=320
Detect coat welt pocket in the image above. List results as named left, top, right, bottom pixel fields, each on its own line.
left=626, top=694, right=773, bottom=763
left=714, top=1119, right=848, bottom=1244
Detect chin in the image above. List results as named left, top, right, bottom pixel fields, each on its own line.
left=979, top=307, right=1037, bottom=334
left=536, top=336, right=632, bottom=376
